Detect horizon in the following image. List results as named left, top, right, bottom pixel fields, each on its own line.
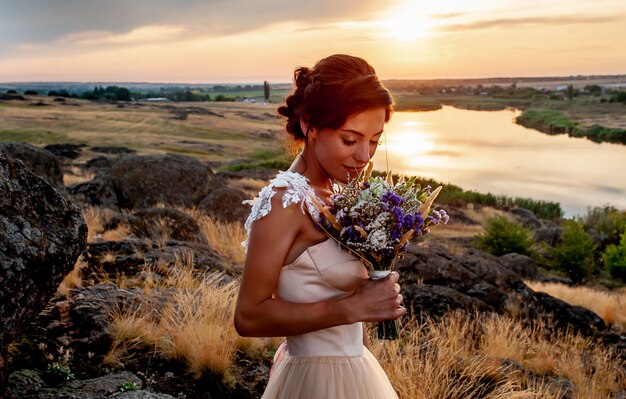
left=1, top=1, right=625, bottom=82
left=3, top=73, right=626, bottom=87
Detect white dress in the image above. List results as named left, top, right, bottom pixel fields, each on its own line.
left=243, top=171, right=398, bottom=399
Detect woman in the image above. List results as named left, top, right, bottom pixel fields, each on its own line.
left=235, top=54, right=405, bottom=398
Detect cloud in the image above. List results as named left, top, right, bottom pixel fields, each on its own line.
left=0, top=0, right=382, bottom=53
left=441, top=14, right=623, bottom=31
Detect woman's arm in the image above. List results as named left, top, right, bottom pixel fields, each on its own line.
left=234, top=190, right=405, bottom=337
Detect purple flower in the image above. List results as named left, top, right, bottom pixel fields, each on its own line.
left=382, top=192, right=404, bottom=206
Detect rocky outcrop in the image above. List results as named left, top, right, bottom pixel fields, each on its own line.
left=83, top=238, right=226, bottom=279
left=498, top=253, right=538, bottom=279
left=197, top=187, right=250, bottom=222
left=397, top=245, right=607, bottom=337
left=69, top=176, right=120, bottom=210
left=5, top=370, right=176, bottom=399
left=106, top=208, right=207, bottom=243
left=43, top=143, right=86, bottom=160
left=0, top=142, right=66, bottom=193
left=109, top=153, right=218, bottom=210
left=0, top=153, right=87, bottom=388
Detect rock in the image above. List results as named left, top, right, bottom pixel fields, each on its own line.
left=509, top=207, right=542, bottom=228
left=83, top=238, right=226, bottom=279
left=498, top=253, right=538, bottom=279
left=5, top=369, right=46, bottom=397
left=91, top=146, right=137, bottom=155
left=106, top=208, right=206, bottom=243
left=68, top=176, right=119, bottom=210
left=43, top=143, right=86, bottom=160
left=0, top=153, right=87, bottom=388
left=197, top=187, right=250, bottom=222
left=109, top=154, right=219, bottom=210
left=85, top=156, right=115, bottom=173
left=217, top=167, right=280, bottom=182
left=110, top=391, right=177, bottom=399
left=396, top=244, right=608, bottom=338
left=442, top=206, right=479, bottom=225
left=24, top=371, right=142, bottom=398
left=534, top=223, right=563, bottom=246
left=0, top=141, right=66, bottom=193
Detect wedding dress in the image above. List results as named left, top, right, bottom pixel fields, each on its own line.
left=243, top=171, right=398, bottom=399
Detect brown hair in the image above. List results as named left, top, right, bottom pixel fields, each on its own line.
left=277, top=54, right=394, bottom=145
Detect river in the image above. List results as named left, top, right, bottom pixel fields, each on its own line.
left=370, top=106, right=626, bottom=217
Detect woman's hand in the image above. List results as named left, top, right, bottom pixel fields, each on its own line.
left=343, top=271, right=406, bottom=323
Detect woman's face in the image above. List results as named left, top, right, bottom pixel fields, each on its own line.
left=312, top=107, right=386, bottom=184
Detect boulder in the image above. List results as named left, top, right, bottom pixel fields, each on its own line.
left=498, top=253, right=538, bottom=279
left=106, top=208, right=207, bottom=243
left=197, top=187, right=250, bottom=222
left=83, top=238, right=226, bottom=279
left=43, top=143, right=86, bottom=160
left=396, top=244, right=607, bottom=338
left=0, top=142, right=66, bottom=193
left=0, top=153, right=87, bottom=388
left=91, top=146, right=136, bottom=155
left=109, top=154, right=219, bottom=209
left=534, top=223, right=564, bottom=247
left=509, top=207, right=542, bottom=229
left=68, top=176, right=119, bottom=209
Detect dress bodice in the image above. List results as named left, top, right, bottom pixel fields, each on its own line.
left=242, top=171, right=368, bottom=357
left=276, top=238, right=368, bottom=357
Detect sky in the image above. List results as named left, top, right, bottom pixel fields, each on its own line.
left=1, top=0, right=625, bottom=83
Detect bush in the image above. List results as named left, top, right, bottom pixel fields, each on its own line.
left=547, top=220, right=596, bottom=284
left=603, top=230, right=626, bottom=281
left=579, top=206, right=626, bottom=249
left=477, top=215, right=534, bottom=256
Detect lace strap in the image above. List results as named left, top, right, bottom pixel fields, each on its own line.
left=241, top=171, right=321, bottom=249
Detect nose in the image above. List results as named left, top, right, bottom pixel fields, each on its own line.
left=354, top=141, right=370, bottom=164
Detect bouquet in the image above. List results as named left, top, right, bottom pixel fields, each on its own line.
left=311, top=162, right=449, bottom=339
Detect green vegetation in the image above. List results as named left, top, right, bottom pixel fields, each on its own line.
left=579, top=206, right=626, bottom=248
left=515, top=109, right=578, bottom=134
left=416, top=177, right=563, bottom=220
left=477, top=215, right=534, bottom=256
left=603, top=230, right=626, bottom=281
left=0, top=129, right=70, bottom=145
left=119, top=381, right=141, bottom=392
left=575, top=124, right=626, bottom=144
left=546, top=220, right=597, bottom=284
left=221, top=159, right=292, bottom=172
left=43, top=362, right=75, bottom=385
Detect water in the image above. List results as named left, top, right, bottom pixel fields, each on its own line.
left=371, top=106, right=626, bottom=217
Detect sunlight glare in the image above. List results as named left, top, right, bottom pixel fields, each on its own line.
left=381, top=2, right=437, bottom=41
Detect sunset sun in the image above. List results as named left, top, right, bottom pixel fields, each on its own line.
left=380, top=3, right=437, bottom=41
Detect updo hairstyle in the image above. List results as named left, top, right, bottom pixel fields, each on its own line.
left=277, top=54, right=394, bottom=146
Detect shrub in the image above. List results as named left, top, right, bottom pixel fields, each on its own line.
left=547, top=220, right=596, bottom=284
left=603, top=230, right=626, bottom=281
left=477, top=215, right=534, bottom=256
left=579, top=206, right=626, bottom=249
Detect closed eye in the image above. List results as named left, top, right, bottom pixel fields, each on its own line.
left=342, top=139, right=357, bottom=146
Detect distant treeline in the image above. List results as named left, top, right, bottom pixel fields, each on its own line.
left=2, top=83, right=283, bottom=102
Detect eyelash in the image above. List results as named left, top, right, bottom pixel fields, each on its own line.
left=343, top=139, right=382, bottom=146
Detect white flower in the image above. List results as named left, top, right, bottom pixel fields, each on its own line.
left=367, top=229, right=388, bottom=250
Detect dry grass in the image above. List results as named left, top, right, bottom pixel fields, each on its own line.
left=104, top=255, right=273, bottom=379
left=197, top=216, right=246, bottom=266
left=226, top=177, right=267, bottom=198
left=525, top=280, right=626, bottom=330
left=81, top=205, right=120, bottom=242
left=56, top=258, right=87, bottom=298
left=63, top=166, right=95, bottom=186
left=370, top=311, right=625, bottom=398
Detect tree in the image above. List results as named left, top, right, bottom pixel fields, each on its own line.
left=263, top=81, right=270, bottom=102
left=566, top=85, right=575, bottom=101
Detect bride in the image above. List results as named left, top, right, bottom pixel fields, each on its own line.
left=235, top=54, right=405, bottom=398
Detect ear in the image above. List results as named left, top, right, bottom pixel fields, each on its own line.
left=299, top=118, right=308, bottom=137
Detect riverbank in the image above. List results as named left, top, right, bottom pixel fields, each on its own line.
left=392, top=92, right=626, bottom=145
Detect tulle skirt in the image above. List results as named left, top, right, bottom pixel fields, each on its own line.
left=262, top=342, right=398, bottom=399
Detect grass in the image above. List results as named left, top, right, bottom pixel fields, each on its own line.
left=371, top=311, right=625, bottom=398
left=103, top=257, right=276, bottom=380
left=524, top=281, right=626, bottom=329
left=0, top=129, right=70, bottom=144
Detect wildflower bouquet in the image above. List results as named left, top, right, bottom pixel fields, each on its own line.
left=311, top=163, right=449, bottom=339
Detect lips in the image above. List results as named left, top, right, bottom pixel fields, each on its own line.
left=343, top=165, right=367, bottom=174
